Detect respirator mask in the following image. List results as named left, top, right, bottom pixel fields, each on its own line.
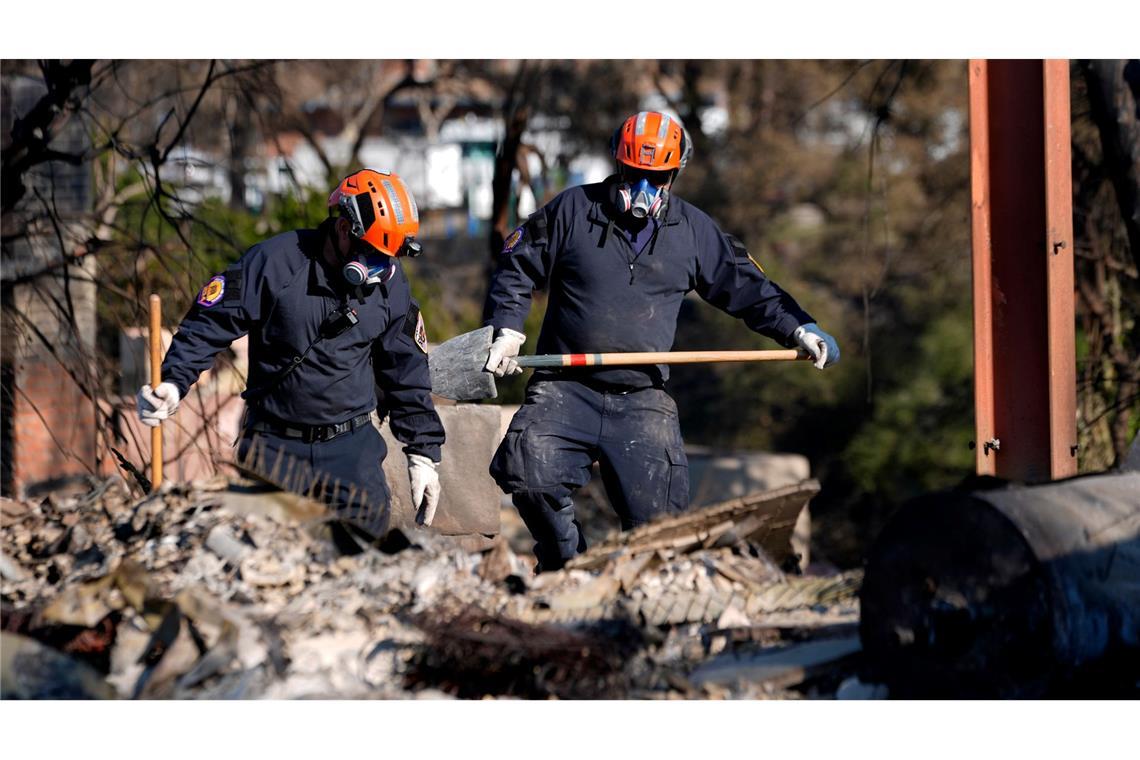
left=342, top=235, right=422, bottom=286
left=610, top=167, right=674, bottom=219
left=341, top=239, right=395, bottom=286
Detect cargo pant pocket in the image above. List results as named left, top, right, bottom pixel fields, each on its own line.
left=489, top=421, right=535, bottom=492
left=666, top=445, right=690, bottom=513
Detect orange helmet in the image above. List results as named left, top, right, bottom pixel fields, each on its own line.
left=610, top=111, right=692, bottom=173
left=327, top=169, right=421, bottom=258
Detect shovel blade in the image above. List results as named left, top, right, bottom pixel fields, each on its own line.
left=428, top=325, right=498, bottom=401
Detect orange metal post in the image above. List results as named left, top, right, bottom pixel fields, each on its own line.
left=969, top=61, right=997, bottom=477
left=1043, top=60, right=1078, bottom=479
left=968, top=60, right=1078, bottom=482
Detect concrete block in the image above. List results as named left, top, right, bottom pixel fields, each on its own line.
left=379, top=404, right=503, bottom=536
left=685, top=446, right=810, bottom=506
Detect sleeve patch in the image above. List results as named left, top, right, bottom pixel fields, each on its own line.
left=197, top=275, right=225, bottom=307
left=726, top=233, right=765, bottom=274
left=402, top=303, right=428, bottom=353
left=503, top=226, right=525, bottom=253
left=414, top=312, right=427, bottom=353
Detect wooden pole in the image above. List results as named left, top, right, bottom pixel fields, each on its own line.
left=517, top=349, right=808, bottom=368
left=149, top=293, right=163, bottom=491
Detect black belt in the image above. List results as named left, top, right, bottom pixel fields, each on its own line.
left=535, top=372, right=665, bottom=395
left=246, top=411, right=373, bottom=443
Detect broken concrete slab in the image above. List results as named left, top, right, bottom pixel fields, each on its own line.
left=380, top=404, right=502, bottom=536
left=686, top=447, right=810, bottom=506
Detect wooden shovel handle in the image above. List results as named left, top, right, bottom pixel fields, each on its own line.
left=149, top=293, right=163, bottom=491
left=517, top=349, right=808, bottom=368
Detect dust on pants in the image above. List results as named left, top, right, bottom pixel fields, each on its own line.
left=489, top=379, right=690, bottom=571
left=236, top=422, right=392, bottom=539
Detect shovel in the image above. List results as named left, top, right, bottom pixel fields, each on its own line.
left=428, top=325, right=809, bottom=401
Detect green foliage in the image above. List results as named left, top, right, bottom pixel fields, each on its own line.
left=98, top=185, right=329, bottom=331
left=842, top=311, right=974, bottom=501
left=402, top=265, right=485, bottom=348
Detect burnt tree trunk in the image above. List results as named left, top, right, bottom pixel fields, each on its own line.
left=860, top=463, right=1140, bottom=697
left=1080, top=59, right=1140, bottom=273
left=488, top=62, right=542, bottom=268
left=1, top=60, right=94, bottom=214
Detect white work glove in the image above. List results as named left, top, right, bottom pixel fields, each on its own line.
left=484, top=327, right=526, bottom=378
left=793, top=323, right=841, bottom=370
left=136, top=382, right=181, bottom=427
left=407, top=453, right=442, bottom=527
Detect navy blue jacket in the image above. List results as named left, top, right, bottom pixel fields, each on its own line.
left=483, top=181, right=814, bottom=388
left=162, top=229, right=444, bottom=461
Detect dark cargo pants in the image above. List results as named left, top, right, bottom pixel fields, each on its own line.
left=490, top=379, right=690, bottom=571
left=236, top=421, right=392, bottom=540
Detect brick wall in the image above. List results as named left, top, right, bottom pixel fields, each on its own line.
left=1, top=253, right=100, bottom=498
left=9, top=352, right=97, bottom=493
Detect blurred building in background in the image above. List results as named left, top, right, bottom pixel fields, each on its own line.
left=1, top=74, right=98, bottom=498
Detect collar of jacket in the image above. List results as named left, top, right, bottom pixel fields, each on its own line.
left=302, top=228, right=386, bottom=301
left=304, top=230, right=342, bottom=299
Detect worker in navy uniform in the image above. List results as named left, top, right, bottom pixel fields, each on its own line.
left=483, top=111, right=840, bottom=571
left=136, top=169, right=445, bottom=544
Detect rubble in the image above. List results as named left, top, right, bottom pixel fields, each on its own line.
left=1, top=473, right=861, bottom=699
left=689, top=635, right=861, bottom=692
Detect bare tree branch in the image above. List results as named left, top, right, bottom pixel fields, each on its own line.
left=2, top=59, right=94, bottom=212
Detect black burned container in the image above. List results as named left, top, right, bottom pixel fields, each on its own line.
left=860, top=467, right=1140, bottom=698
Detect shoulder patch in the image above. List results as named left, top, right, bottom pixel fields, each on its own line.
left=197, top=275, right=225, bottom=307
left=402, top=303, right=428, bottom=353
left=503, top=226, right=525, bottom=253
left=726, top=233, right=765, bottom=274
left=414, top=311, right=427, bottom=353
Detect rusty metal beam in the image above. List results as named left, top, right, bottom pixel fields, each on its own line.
left=969, top=60, right=997, bottom=476
left=1043, top=60, right=1078, bottom=478
left=968, top=60, right=1077, bottom=482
